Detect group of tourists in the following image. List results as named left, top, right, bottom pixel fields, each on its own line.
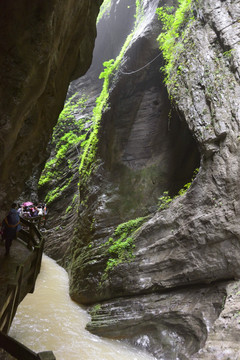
left=1, top=201, right=47, bottom=256
left=18, top=202, right=47, bottom=219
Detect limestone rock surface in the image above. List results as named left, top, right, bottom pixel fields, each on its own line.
left=66, top=0, right=240, bottom=359
left=87, top=285, right=226, bottom=359
left=0, top=0, right=102, bottom=219
left=29, top=0, right=240, bottom=359
left=40, top=0, right=199, bottom=265
left=69, top=0, right=200, bottom=300
left=193, top=281, right=240, bottom=360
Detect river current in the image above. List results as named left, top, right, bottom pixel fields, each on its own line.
left=10, top=255, right=156, bottom=360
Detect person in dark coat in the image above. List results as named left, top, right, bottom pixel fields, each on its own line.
left=2, top=203, right=21, bottom=255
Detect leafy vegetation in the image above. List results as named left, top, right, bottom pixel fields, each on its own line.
left=52, top=93, right=88, bottom=143
left=97, top=0, right=112, bottom=23
left=158, top=168, right=199, bottom=210
left=45, top=177, right=72, bottom=204
left=223, top=49, right=233, bottom=58
left=158, top=191, right=173, bottom=210
left=79, top=0, right=144, bottom=193
left=157, top=0, right=194, bottom=84
left=102, top=216, right=148, bottom=280
left=90, top=304, right=101, bottom=317
left=39, top=93, right=88, bottom=204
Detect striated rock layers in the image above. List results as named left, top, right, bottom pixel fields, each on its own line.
left=64, top=0, right=240, bottom=359
left=0, top=0, right=102, bottom=220
left=39, top=0, right=199, bottom=264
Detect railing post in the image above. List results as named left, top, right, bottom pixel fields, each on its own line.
left=30, top=238, right=44, bottom=293
left=0, top=265, right=24, bottom=334
left=0, top=331, right=56, bottom=360
left=29, top=223, right=35, bottom=249
left=0, top=288, right=14, bottom=333
left=9, top=266, right=24, bottom=331
left=38, top=351, right=56, bottom=360
left=6, top=265, right=23, bottom=334
left=0, top=217, right=54, bottom=358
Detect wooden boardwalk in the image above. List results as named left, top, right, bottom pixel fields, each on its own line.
left=0, top=240, right=31, bottom=301
left=0, top=219, right=55, bottom=360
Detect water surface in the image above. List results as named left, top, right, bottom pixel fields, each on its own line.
left=10, top=255, right=156, bottom=360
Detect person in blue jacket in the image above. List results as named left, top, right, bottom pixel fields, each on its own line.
left=2, top=203, right=21, bottom=255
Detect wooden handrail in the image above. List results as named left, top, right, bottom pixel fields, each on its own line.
left=0, top=331, right=56, bottom=359
left=20, top=215, right=45, bottom=233
left=0, top=266, right=23, bottom=334
left=20, top=216, right=42, bottom=243
left=0, top=217, right=54, bottom=358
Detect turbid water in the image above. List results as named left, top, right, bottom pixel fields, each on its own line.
left=9, top=255, right=156, bottom=360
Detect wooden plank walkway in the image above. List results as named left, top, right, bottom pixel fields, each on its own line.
left=0, top=240, right=31, bottom=309
left=0, top=228, right=55, bottom=359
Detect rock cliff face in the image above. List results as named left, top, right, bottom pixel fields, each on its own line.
left=23, top=0, right=240, bottom=358
left=0, top=0, right=102, bottom=220
left=39, top=0, right=199, bottom=264
left=53, top=0, right=240, bottom=359
left=68, top=0, right=200, bottom=303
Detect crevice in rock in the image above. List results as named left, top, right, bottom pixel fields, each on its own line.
left=97, top=44, right=201, bottom=219
left=86, top=282, right=228, bottom=360
left=164, top=106, right=201, bottom=197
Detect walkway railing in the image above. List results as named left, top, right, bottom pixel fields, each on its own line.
left=0, top=264, right=23, bottom=335
left=18, top=216, right=44, bottom=293
left=0, top=217, right=55, bottom=359
left=0, top=331, right=56, bottom=359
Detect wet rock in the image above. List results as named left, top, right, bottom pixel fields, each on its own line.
left=68, top=0, right=240, bottom=359
left=193, top=280, right=240, bottom=360
left=0, top=0, right=102, bottom=219
left=87, top=285, right=226, bottom=359
left=69, top=0, right=200, bottom=301
left=42, top=0, right=199, bottom=264
left=28, top=0, right=240, bottom=358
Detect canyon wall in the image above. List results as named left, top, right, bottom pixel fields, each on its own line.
left=0, top=0, right=102, bottom=220
left=66, top=0, right=240, bottom=359
left=40, top=0, right=200, bottom=265
left=3, top=0, right=240, bottom=359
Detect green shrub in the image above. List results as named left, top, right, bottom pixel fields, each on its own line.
left=39, top=93, right=88, bottom=190
left=97, top=0, right=111, bottom=23
left=158, top=191, right=173, bottom=210
left=158, top=168, right=199, bottom=210
left=45, top=177, right=73, bottom=204
left=102, top=216, right=148, bottom=280
left=157, top=0, right=194, bottom=84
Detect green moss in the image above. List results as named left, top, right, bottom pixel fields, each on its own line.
left=39, top=93, right=88, bottom=190
left=45, top=176, right=73, bottom=204
left=97, top=0, right=112, bottom=23
left=72, top=194, right=78, bottom=204
left=65, top=205, right=72, bottom=214
left=90, top=304, right=101, bottom=317
left=158, top=191, right=173, bottom=210
left=98, top=0, right=141, bottom=23
left=79, top=0, right=144, bottom=193
left=158, top=168, right=199, bottom=210
left=157, top=0, right=195, bottom=85
left=102, top=216, right=148, bottom=280
left=223, top=49, right=233, bottom=58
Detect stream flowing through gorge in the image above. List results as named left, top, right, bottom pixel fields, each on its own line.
left=9, top=255, right=156, bottom=360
